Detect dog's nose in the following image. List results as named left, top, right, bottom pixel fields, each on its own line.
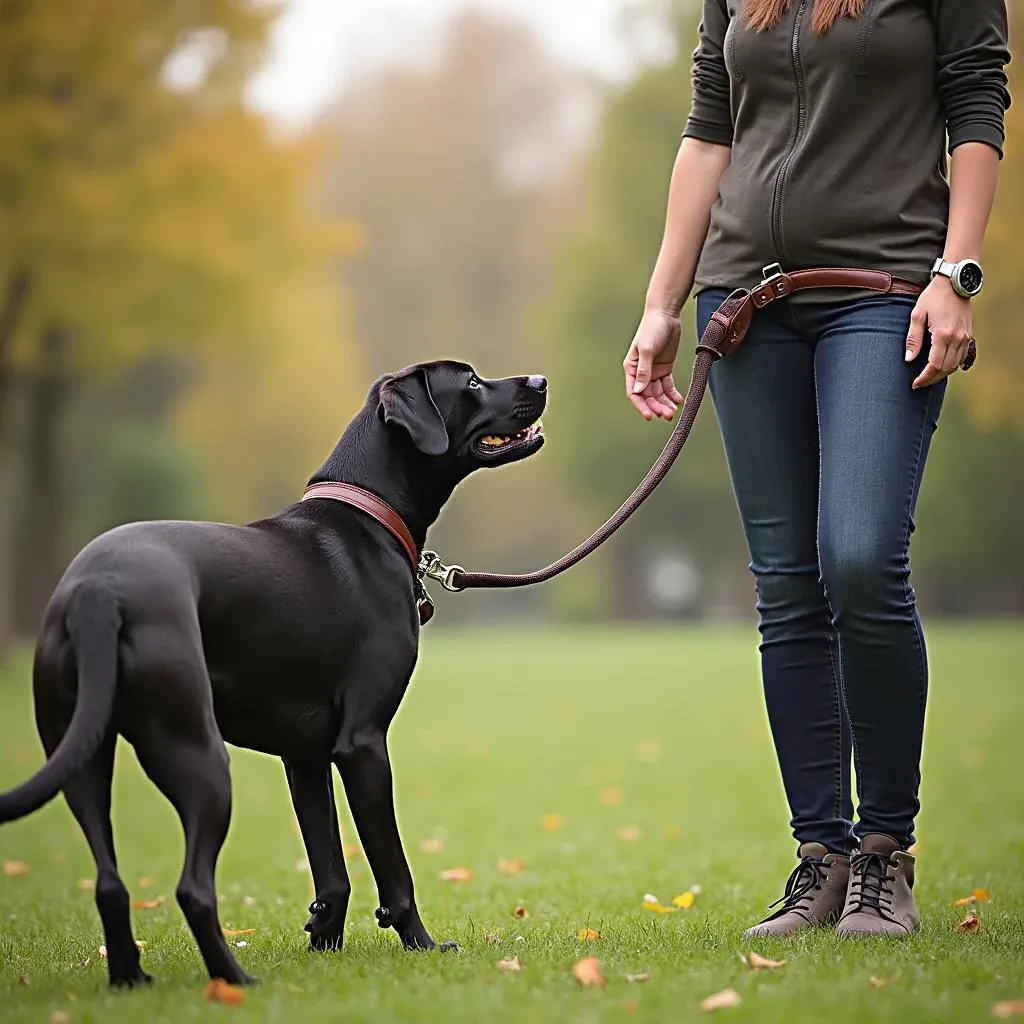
left=526, top=375, right=547, bottom=393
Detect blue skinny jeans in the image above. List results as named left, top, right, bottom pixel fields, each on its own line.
left=698, top=289, right=946, bottom=854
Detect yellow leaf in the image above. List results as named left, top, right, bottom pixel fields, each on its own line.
left=700, top=988, right=742, bottom=1011
left=642, top=894, right=677, bottom=914
left=138, top=877, right=154, bottom=889
left=343, top=843, right=361, bottom=859
left=572, top=956, right=605, bottom=988
left=542, top=814, right=564, bottom=831
left=3, top=860, right=30, bottom=876
left=440, top=867, right=474, bottom=883
left=616, top=825, right=642, bottom=842
left=222, top=928, right=256, bottom=937
left=744, top=951, right=786, bottom=970
left=132, top=897, right=164, bottom=910
left=578, top=928, right=601, bottom=941
left=497, top=957, right=522, bottom=972
left=599, top=788, right=623, bottom=806
left=498, top=858, right=524, bottom=875
left=484, top=933, right=499, bottom=945
left=672, top=891, right=696, bottom=909
left=974, top=889, right=990, bottom=902
left=992, top=1001, right=1024, bottom=1018
left=419, top=837, right=444, bottom=853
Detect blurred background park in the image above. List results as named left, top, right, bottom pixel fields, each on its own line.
left=1, top=0, right=1022, bottom=661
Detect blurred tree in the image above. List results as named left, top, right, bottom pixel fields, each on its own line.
left=321, top=10, right=594, bottom=615
left=0, top=0, right=361, bottom=648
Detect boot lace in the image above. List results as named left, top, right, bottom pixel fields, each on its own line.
left=846, top=851, right=895, bottom=919
left=765, top=855, right=826, bottom=916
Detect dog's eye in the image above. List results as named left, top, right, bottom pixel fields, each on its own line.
left=467, top=377, right=482, bottom=390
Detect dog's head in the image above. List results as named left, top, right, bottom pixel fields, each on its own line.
left=377, top=360, right=546, bottom=471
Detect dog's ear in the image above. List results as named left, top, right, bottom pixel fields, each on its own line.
left=378, top=368, right=450, bottom=456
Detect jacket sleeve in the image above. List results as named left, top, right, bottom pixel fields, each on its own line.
left=682, top=0, right=734, bottom=145
left=935, top=0, right=1011, bottom=157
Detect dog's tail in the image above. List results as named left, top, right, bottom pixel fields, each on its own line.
left=0, top=584, right=121, bottom=823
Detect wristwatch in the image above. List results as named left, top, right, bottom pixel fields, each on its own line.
left=930, top=257, right=984, bottom=298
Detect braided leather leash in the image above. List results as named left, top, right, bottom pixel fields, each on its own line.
left=422, top=266, right=975, bottom=597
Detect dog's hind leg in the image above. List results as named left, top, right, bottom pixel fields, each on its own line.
left=35, top=642, right=150, bottom=988
left=284, top=759, right=351, bottom=951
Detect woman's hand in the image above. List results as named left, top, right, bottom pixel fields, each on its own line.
left=905, top=276, right=974, bottom=390
left=623, top=309, right=685, bottom=421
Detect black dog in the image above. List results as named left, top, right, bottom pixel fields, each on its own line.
left=0, top=360, right=546, bottom=988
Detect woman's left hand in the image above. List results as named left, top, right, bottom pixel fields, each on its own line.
left=904, top=276, right=974, bottom=390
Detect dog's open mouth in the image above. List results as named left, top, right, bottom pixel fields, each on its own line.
left=473, top=420, right=544, bottom=459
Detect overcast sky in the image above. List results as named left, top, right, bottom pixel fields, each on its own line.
left=248, top=0, right=642, bottom=126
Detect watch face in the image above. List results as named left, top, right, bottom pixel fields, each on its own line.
left=957, top=261, right=984, bottom=295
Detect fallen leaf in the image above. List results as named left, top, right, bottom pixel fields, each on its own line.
left=78, top=879, right=95, bottom=891
left=419, top=837, right=444, bottom=853
left=286, top=983, right=303, bottom=994
left=992, top=1001, right=1024, bottom=1019
left=744, top=951, right=786, bottom=970
left=98, top=945, right=107, bottom=958
left=135, top=941, right=147, bottom=950
left=642, top=894, right=677, bottom=914
left=869, top=976, right=892, bottom=988
left=616, top=825, right=642, bottom=842
left=222, top=928, right=256, bottom=937
left=673, top=891, right=696, bottom=909
left=958, top=913, right=982, bottom=934
left=572, top=955, right=606, bottom=988
left=635, top=739, right=661, bottom=763
left=3, top=860, right=29, bottom=876
left=514, top=906, right=529, bottom=919
left=578, top=928, right=601, bottom=941
left=203, top=979, right=247, bottom=1005
left=664, top=825, right=682, bottom=840
left=954, top=889, right=989, bottom=907
left=440, top=867, right=473, bottom=883
left=498, top=858, right=524, bottom=875
left=542, top=814, right=564, bottom=831
left=907, top=842, right=919, bottom=855
left=131, top=897, right=165, bottom=910
left=343, top=843, right=361, bottom=859
left=599, top=788, right=623, bottom=806
left=700, top=988, right=742, bottom=1011
left=51, top=1013, right=69, bottom=1024
left=497, top=957, right=522, bottom=972
left=242, top=896, right=255, bottom=907
left=138, top=877, right=154, bottom=889
left=17, top=974, right=30, bottom=986
left=625, top=972, right=650, bottom=983
left=295, top=857, right=309, bottom=872
left=484, top=933, right=499, bottom=945
left=974, top=888, right=990, bottom=902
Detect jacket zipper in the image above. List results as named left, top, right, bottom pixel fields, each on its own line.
left=770, top=0, right=808, bottom=263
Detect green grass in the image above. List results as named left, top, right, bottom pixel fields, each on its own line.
left=1, top=622, right=1023, bottom=1023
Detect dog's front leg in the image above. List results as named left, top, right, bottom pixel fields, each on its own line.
left=284, top=759, right=351, bottom=951
left=333, top=729, right=456, bottom=953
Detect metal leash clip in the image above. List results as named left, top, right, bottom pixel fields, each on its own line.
left=417, top=550, right=465, bottom=593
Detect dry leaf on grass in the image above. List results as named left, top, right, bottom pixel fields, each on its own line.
left=953, top=889, right=990, bottom=907
left=498, top=858, right=524, bottom=875
left=222, top=928, right=256, bottom=937
left=958, top=913, right=982, bottom=934
left=599, top=788, right=623, bottom=806
left=3, top=860, right=29, bottom=876
left=484, top=932, right=499, bottom=945
left=203, top=979, right=247, bottom=1005
left=869, top=976, right=893, bottom=988
left=625, top=973, right=650, bottom=983
left=497, top=957, right=522, bottom=972
left=419, top=837, right=444, bottom=853
left=578, top=928, right=601, bottom=941
left=616, top=825, right=642, bottom=842
left=744, top=951, right=786, bottom=970
left=78, top=879, right=95, bottom=891
left=51, top=1013, right=69, bottom=1024
left=138, top=876, right=154, bottom=889
left=343, top=843, right=361, bottom=859
left=17, top=974, right=30, bottom=986
left=514, top=906, right=530, bottom=919
left=673, top=891, right=697, bottom=909
left=992, top=1001, right=1024, bottom=1018
left=700, top=988, right=742, bottom=1011
left=295, top=857, right=309, bottom=872
left=131, top=897, right=164, bottom=910
left=572, top=956, right=606, bottom=988
left=440, top=867, right=473, bottom=883
left=642, top=893, right=677, bottom=914
left=542, top=814, right=564, bottom=831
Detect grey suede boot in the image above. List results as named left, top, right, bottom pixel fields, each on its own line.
left=835, top=833, right=921, bottom=937
left=743, top=842, right=851, bottom=939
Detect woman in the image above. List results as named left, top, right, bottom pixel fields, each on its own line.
left=624, top=0, right=1009, bottom=938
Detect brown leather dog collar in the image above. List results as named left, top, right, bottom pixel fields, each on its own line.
left=300, top=482, right=434, bottom=625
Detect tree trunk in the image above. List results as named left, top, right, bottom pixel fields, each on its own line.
left=15, top=324, right=70, bottom=639
left=0, top=269, right=32, bottom=664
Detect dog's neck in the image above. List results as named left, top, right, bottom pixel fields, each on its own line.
left=306, top=403, right=456, bottom=550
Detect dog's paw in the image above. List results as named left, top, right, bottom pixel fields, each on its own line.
left=306, top=899, right=346, bottom=951
left=110, top=969, right=154, bottom=990
left=439, top=941, right=459, bottom=953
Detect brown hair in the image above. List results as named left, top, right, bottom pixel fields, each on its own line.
left=743, top=0, right=869, bottom=35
